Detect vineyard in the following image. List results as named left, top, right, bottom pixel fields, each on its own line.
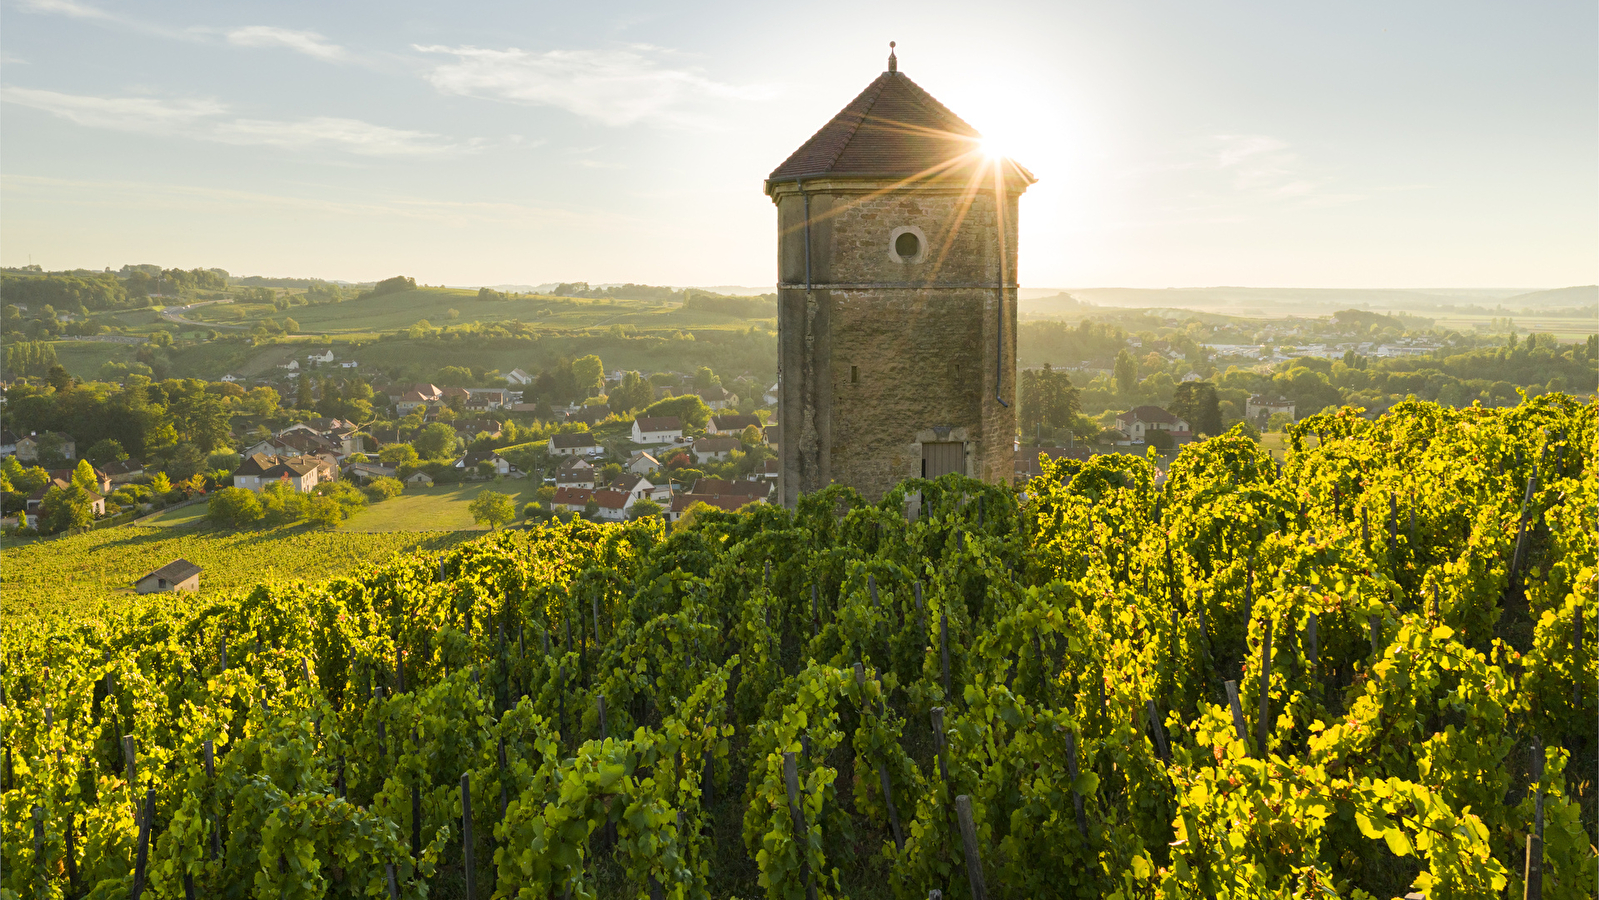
left=1, top=396, right=1594, bottom=899
left=1, top=525, right=475, bottom=621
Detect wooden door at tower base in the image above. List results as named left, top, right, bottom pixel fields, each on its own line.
left=921, top=442, right=963, bottom=479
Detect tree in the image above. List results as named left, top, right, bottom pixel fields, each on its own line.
left=534, top=485, right=556, bottom=507
left=379, top=444, right=420, bottom=466
left=1169, top=382, right=1223, bottom=438
left=39, top=484, right=94, bottom=533
left=739, top=424, right=764, bottom=447
left=572, top=355, right=605, bottom=397
left=1018, top=364, right=1081, bottom=436
left=47, top=364, right=74, bottom=393
left=208, top=487, right=264, bottom=527
left=261, top=480, right=308, bottom=525
left=693, top=367, right=721, bottom=391
left=629, top=497, right=665, bottom=520
left=1114, top=349, right=1138, bottom=395
left=469, top=490, right=516, bottom=529
left=168, top=444, right=208, bottom=481
left=364, top=476, right=403, bottom=501
left=600, top=462, right=623, bottom=485
left=610, top=371, right=652, bottom=413
left=2, top=459, right=48, bottom=496
left=85, top=438, right=128, bottom=466
left=643, top=394, right=712, bottom=429
left=149, top=472, right=174, bottom=496
left=72, top=459, right=99, bottom=492
left=583, top=497, right=600, bottom=519
left=283, top=317, right=301, bottom=334
left=307, top=494, right=344, bottom=529
left=296, top=377, right=313, bottom=410
left=412, top=423, right=458, bottom=460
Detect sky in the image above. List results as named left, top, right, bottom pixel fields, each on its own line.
left=1, top=0, right=1595, bottom=290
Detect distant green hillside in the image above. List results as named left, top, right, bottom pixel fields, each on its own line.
left=183, top=287, right=774, bottom=337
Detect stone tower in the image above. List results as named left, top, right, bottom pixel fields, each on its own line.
left=765, top=47, right=1034, bottom=506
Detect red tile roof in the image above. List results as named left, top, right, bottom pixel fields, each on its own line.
left=593, top=489, right=630, bottom=510
left=554, top=487, right=593, bottom=507
left=767, top=66, right=1034, bottom=186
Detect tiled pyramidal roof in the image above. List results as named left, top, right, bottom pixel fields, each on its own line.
left=768, top=61, right=1024, bottom=183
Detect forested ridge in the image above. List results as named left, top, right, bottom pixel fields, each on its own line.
left=1, top=396, right=1593, bottom=898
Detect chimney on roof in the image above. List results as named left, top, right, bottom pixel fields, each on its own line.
left=888, top=41, right=897, bottom=73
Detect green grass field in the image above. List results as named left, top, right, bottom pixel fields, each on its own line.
left=138, top=502, right=210, bottom=527
left=47, top=340, right=138, bottom=375
left=338, top=480, right=543, bottom=532
left=0, top=522, right=474, bottom=620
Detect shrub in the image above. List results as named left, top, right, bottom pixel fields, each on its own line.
left=364, top=477, right=403, bottom=502
left=207, top=487, right=264, bottom=528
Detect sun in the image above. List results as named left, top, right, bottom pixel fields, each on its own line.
left=978, top=136, right=1009, bottom=160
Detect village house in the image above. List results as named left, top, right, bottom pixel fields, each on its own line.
left=231, top=453, right=325, bottom=493
left=345, top=461, right=396, bottom=482
left=548, top=431, right=601, bottom=457
left=466, top=389, right=510, bottom=411
left=1245, top=394, right=1296, bottom=425
left=504, top=368, right=534, bottom=386
left=396, top=384, right=443, bottom=414
left=667, top=491, right=762, bottom=522
left=691, top=478, right=772, bottom=502
left=25, top=475, right=107, bottom=516
left=763, top=425, right=781, bottom=450
left=103, top=459, right=146, bottom=484
left=631, top=416, right=683, bottom=445
left=15, top=432, right=75, bottom=463
left=1113, top=406, right=1191, bottom=444
left=591, top=488, right=632, bottom=521
left=453, top=419, right=503, bottom=440
left=453, top=452, right=521, bottom=478
left=556, top=457, right=596, bottom=489
left=708, top=414, right=762, bottom=435
left=691, top=436, right=741, bottom=464
left=552, top=486, right=593, bottom=513
left=306, top=349, right=335, bottom=364
left=134, top=559, right=201, bottom=594
left=405, top=472, right=434, bottom=487
left=627, top=450, right=661, bottom=475
left=697, top=386, right=736, bottom=410
left=612, top=474, right=673, bottom=504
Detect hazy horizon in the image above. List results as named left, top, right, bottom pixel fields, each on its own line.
left=3, top=0, right=1595, bottom=289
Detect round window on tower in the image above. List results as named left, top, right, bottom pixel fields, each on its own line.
left=888, top=225, right=928, bottom=264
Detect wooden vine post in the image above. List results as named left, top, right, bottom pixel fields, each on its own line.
left=1063, top=729, right=1088, bottom=839
left=954, top=795, right=989, bottom=900
left=782, top=752, right=817, bottom=900
left=1224, top=680, right=1247, bottom=743
left=461, top=773, right=477, bottom=900
left=1525, top=736, right=1544, bottom=900
left=856, top=664, right=903, bottom=850
left=1256, top=618, right=1273, bottom=758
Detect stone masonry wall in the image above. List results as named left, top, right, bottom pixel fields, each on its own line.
left=774, top=180, right=1021, bottom=504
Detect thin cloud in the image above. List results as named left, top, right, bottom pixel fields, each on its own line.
left=14, top=0, right=113, bottom=20
left=413, top=44, right=775, bottom=127
left=225, top=26, right=346, bottom=62
left=1121, top=133, right=1362, bottom=213
left=2, top=173, right=621, bottom=228
left=1, top=86, right=464, bottom=157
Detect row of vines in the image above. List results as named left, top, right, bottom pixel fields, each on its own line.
left=1, top=396, right=1594, bottom=898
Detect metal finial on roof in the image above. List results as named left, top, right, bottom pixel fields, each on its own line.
left=888, top=41, right=897, bottom=73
